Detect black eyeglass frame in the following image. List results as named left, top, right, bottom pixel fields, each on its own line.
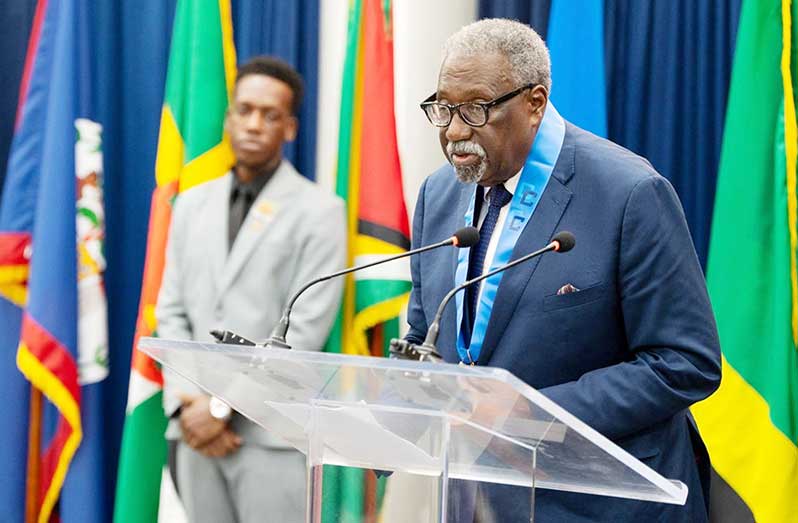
left=420, top=83, right=536, bottom=128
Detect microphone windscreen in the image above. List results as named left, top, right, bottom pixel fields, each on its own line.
left=552, top=231, right=576, bottom=252
left=453, top=226, right=480, bottom=248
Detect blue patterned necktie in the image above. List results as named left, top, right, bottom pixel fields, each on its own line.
left=464, top=183, right=513, bottom=345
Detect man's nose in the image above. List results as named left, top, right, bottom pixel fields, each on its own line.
left=444, top=110, right=472, bottom=142
left=244, top=111, right=265, bottom=131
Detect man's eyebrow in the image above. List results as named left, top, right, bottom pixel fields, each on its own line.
left=436, top=86, right=495, bottom=101
left=233, top=100, right=282, bottom=110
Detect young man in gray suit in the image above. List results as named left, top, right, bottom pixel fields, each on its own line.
left=156, top=56, right=346, bottom=523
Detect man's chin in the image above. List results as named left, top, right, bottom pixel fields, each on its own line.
left=453, top=164, right=486, bottom=184
left=235, top=154, right=276, bottom=171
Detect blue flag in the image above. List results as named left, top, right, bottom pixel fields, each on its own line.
left=547, top=0, right=608, bottom=137
left=0, top=0, right=108, bottom=521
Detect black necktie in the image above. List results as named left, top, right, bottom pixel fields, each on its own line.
left=228, top=186, right=253, bottom=250
left=465, top=183, right=513, bottom=344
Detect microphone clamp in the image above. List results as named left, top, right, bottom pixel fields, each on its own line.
left=388, top=338, right=442, bottom=363
left=210, top=329, right=256, bottom=346
left=260, top=336, right=292, bottom=350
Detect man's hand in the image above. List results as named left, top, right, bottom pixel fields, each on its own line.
left=199, top=428, right=243, bottom=458
left=179, top=394, right=227, bottom=449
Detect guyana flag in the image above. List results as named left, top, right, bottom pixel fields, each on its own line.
left=322, top=0, right=411, bottom=520
left=113, top=1, right=236, bottom=521
left=330, top=0, right=411, bottom=359
left=690, top=0, right=798, bottom=521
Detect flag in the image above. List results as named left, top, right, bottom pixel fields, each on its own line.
left=322, top=0, right=411, bottom=520
left=113, top=0, right=237, bottom=521
left=690, top=0, right=798, bottom=522
left=334, top=0, right=411, bottom=357
left=546, top=0, right=607, bottom=137
left=0, top=0, right=49, bottom=518
left=0, top=0, right=109, bottom=521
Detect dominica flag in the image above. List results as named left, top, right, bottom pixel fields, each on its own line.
left=0, top=0, right=109, bottom=521
left=322, top=0, right=411, bottom=520
left=113, top=1, right=237, bottom=521
left=691, top=0, right=798, bottom=521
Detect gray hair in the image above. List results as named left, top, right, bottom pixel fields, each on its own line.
left=442, top=18, right=551, bottom=92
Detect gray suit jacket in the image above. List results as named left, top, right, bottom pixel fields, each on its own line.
left=156, top=160, right=346, bottom=447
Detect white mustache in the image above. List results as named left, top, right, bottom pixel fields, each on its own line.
left=447, top=140, right=486, bottom=158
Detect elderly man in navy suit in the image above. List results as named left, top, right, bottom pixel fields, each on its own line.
left=405, top=19, right=721, bottom=522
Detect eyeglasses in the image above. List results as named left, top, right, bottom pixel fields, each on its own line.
left=420, top=83, right=534, bottom=127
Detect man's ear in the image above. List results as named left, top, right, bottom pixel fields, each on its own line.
left=527, top=85, right=548, bottom=124
left=284, top=116, right=298, bottom=142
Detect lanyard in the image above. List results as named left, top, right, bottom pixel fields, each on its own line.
left=455, top=104, right=566, bottom=365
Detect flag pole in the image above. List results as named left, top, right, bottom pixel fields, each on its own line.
left=25, top=386, right=42, bottom=523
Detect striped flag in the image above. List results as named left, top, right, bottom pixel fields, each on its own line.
left=322, top=0, right=411, bottom=520
left=113, top=1, right=237, bottom=521
left=332, top=0, right=411, bottom=358
left=0, top=0, right=109, bottom=521
left=690, top=0, right=798, bottom=521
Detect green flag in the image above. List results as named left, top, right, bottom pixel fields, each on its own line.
left=322, top=0, right=409, bottom=521
left=691, top=1, right=798, bottom=521
left=113, top=1, right=236, bottom=521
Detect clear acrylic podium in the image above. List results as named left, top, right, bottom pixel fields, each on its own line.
left=140, top=337, right=687, bottom=522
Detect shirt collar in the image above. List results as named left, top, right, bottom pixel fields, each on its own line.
left=231, top=162, right=279, bottom=200
left=482, top=167, right=523, bottom=203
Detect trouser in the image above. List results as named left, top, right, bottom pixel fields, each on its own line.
left=176, top=440, right=306, bottom=523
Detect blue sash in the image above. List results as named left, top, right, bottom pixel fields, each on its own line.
left=455, top=104, right=566, bottom=364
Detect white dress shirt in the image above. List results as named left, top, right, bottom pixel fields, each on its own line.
left=474, top=169, right=522, bottom=304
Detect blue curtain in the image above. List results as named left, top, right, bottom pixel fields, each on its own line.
left=0, top=1, right=319, bottom=520
left=0, top=3, right=37, bottom=192
left=479, top=0, right=551, bottom=38
left=478, top=0, right=742, bottom=267
left=93, top=4, right=176, bottom=520
left=233, top=0, right=320, bottom=179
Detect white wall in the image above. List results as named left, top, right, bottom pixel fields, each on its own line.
left=315, top=0, right=477, bottom=219
left=315, top=0, right=349, bottom=191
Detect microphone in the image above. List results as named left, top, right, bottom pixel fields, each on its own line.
left=210, top=329, right=256, bottom=346
left=394, top=231, right=575, bottom=359
left=262, top=226, right=480, bottom=349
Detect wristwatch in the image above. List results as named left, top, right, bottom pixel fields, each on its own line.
left=208, top=396, right=233, bottom=421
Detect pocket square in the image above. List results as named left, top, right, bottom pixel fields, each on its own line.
left=556, top=283, right=580, bottom=296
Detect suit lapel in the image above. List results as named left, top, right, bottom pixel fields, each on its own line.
left=216, top=161, right=296, bottom=296
left=451, top=181, right=476, bottom=277
left=444, top=182, right=477, bottom=336
left=206, top=174, right=231, bottom=290
left=477, top=134, right=575, bottom=364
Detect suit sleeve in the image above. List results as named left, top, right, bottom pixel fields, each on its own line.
left=283, top=199, right=347, bottom=351
left=540, top=175, right=722, bottom=440
left=405, top=177, right=430, bottom=345
left=155, top=195, right=199, bottom=416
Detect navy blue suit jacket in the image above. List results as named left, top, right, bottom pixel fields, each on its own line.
left=405, top=123, right=722, bottom=522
